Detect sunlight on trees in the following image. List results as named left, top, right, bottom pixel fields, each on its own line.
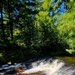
left=57, top=1, right=75, bottom=55
left=0, top=0, right=75, bottom=63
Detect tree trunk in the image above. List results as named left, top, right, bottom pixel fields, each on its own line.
left=8, top=0, right=13, bottom=40
left=1, top=1, right=5, bottom=41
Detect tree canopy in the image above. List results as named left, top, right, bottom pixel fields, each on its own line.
left=0, top=0, right=75, bottom=63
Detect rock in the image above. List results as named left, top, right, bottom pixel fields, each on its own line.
left=16, top=68, right=24, bottom=72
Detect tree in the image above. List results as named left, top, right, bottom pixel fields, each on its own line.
left=57, top=0, right=75, bottom=55
left=0, top=0, right=40, bottom=62
left=0, top=0, right=5, bottom=41
left=0, top=0, right=72, bottom=63
left=32, top=0, right=67, bottom=55
left=8, top=0, right=13, bottom=39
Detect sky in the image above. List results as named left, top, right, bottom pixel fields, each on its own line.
left=58, top=1, right=66, bottom=14
left=0, top=0, right=66, bottom=18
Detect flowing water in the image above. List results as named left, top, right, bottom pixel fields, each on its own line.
left=22, top=57, right=75, bottom=75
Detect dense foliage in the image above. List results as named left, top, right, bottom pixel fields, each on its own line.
left=57, top=0, right=75, bottom=55
left=0, top=0, right=75, bottom=64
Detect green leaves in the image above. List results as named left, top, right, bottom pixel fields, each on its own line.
left=57, top=1, right=75, bottom=55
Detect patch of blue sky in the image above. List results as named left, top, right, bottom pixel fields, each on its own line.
left=19, top=0, right=22, bottom=1
left=49, top=11, right=53, bottom=16
left=0, top=13, right=8, bottom=20
left=14, top=8, right=19, bottom=16
left=0, top=13, right=1, bottom=18
left=58, top=1, right=66, bottom=14
left=3, top=18, right=8, bottom=21
left=52, top=0, right=66, bottom=14
left=50, top=1, right=66, bottom=16
left=0, top=13, right=4, bottom=18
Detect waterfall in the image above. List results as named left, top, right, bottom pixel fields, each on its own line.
left=22, top=57, right=75, bottom=75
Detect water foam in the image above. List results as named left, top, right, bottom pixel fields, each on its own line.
left=22, top=58, right=75, bottom=75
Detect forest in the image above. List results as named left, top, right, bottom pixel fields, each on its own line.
left=0, top=0, right=75, bottom=64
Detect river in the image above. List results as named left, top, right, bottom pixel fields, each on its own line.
left=22, top=57, right=75, bottom=75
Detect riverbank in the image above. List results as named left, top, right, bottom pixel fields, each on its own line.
left=57, top=56, right=75, bottom=64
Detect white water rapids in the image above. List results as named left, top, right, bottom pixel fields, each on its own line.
left=22, top=57, right=75, bottom=75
